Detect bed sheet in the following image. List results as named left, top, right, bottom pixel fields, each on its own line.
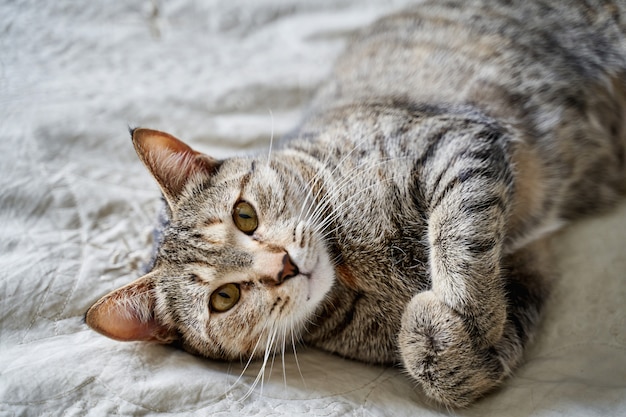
left=1, top=1, right=625, bottom=416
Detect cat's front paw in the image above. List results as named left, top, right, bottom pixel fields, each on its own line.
left=398, top=291, right=505, bottom=408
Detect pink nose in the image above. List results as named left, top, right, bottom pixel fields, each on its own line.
left=278, top=253, right=299, bottom=283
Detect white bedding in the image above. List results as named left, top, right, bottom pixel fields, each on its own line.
left=1, top=1, right=625, bottom=416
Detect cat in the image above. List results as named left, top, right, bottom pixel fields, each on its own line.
left=85, top=0, right=626, bottom=408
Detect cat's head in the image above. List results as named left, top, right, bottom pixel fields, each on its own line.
left=85, top=128, right=335, bottom=360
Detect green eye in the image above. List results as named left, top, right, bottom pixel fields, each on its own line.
left=233, top=201, right=258, bottom=234
left=210, top=283, right=240, bottom=312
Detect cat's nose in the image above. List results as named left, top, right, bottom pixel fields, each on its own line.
left=278, top=253, right=299, bottom=283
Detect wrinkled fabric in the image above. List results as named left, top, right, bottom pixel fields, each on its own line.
left=1, top=1, right=625, bottom=415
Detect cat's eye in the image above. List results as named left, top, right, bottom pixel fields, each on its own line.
left=233, top=201, right=258, bottom=234
left=210, top=283, right=240, bottom=313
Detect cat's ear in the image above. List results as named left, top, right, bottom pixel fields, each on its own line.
left=131, top=128, right=221, bottom=207
left=85, top=273, right=177, bottom=343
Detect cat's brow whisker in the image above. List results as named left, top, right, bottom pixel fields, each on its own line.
left=266, top=108, right=275, bottom=168
left=301, top=140, right=410, bottom=226
left=311, top=156, right=404, bottom=225
left=296, top=163, right=330, bottom=225
left=297, top=135, right=373, bottom=224
left=304, top=171, right=361, bottom=231
left=297, top=148, right=371, bottom=225
left=311, top=171, right=397, bottom=236
left=305, top=156, right=407, bottom=230
left=295, top=139, right=342, bottom=224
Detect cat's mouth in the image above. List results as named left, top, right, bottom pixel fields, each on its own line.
left=299, top=255, right=332, bottom=304
left=285, top=244, right=334, bottom=310
left=300, top=271, right=313, bottom=302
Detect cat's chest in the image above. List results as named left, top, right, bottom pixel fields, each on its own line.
left=305, top=246, right=429, bottom=363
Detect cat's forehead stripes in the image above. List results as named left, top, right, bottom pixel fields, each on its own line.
left=203, top=217, right=223, bottom=227
left=242, top=162, right=293, bottom=216
left=238, top=167, right=254, bottom=195
left=184, top=263, right=248, bottom=287
left=159, top=225, right=253, bottom=271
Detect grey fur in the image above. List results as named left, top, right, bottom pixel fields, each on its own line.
left=86, top=0, right=626, bottom=408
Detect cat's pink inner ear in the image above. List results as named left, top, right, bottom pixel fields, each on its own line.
left=85, top=275, right=177, bottom=344
left=131, top=128, right=220, bottom=203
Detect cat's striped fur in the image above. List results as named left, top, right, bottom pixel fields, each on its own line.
left=86, top=0, right=626, bottom=408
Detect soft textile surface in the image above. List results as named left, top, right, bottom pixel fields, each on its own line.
left=1, top=1, right=625, bottom=416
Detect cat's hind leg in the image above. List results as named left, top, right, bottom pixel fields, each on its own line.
left=398, top=242, right=550, bottom=408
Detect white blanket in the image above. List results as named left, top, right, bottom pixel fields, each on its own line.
left=1, top=1, right=625, bottom=416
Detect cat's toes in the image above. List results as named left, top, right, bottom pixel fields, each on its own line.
left=398, top=291, right=505, bottom=408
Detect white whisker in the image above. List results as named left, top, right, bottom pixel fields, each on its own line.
left=268, top=326, right=280, bottom=383
left=267, top=108, right=275, bottom=167
left=281, top=325, right=287, bottom=389
left=310, top=164, right=399, bottom=235
left=305, top=155, right=407, bottom=233
left=232, top=319, right=273, bottom=400
left=290, top=317, right=307, bottom=388
left=297, top=136, right=374, bottom=225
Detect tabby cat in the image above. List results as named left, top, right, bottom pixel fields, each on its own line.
left=86, top=0, right=626, bottom=408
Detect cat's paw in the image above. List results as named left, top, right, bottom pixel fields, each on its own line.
left=398, top=291, right=505, bottom=408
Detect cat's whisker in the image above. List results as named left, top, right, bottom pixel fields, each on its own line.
left=239, top=322, right=274, bottom=402
left=297, top=135, right=373, bottom=225
left=263, top=325, right=281, bottom=395
left=305, top=156, right=406, bottom=231
left=231, top=305, right=305, bottom=402
left=290, top=317, right=307, bottom=388
left=232, top=318, right=274, bottom=399
left=296, top=166, right=330, bottom=226
left=312, top=175, right=397, bottom=237
left=266, top=108, right=275, bottom=168
left=281, top=325, right=288, bottom=389
left=268, top=327, right=284, bottom=386
left=295, top=139, right=345, bottom=224
left=306, top=142, right=408, bottom=211
left=302, top=172, right=361, bottom=232
left=310, top=157, right=404, bottom=229
left=298, top=151, right=373, bottom=226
